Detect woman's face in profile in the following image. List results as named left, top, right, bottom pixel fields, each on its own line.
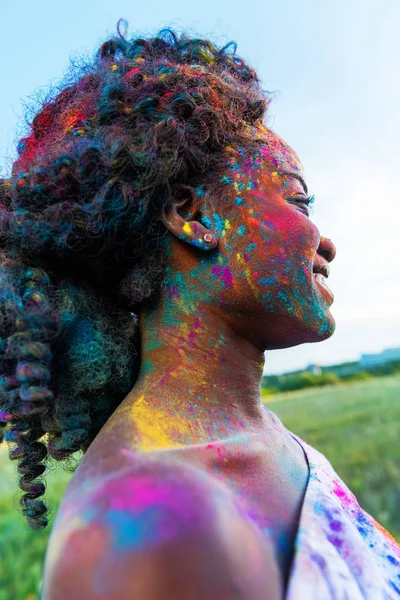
left=186, top=128, right=337, bottom=351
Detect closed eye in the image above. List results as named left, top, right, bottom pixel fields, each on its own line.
left=286, top=194, right=315, bottom=217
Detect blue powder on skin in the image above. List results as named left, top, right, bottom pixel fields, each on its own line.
left=106, top=508, right=162, bottom=552
left=236, top=225, right=246, bottom=237
left=91, top=508, right=169, bottom=595
left=245, top=243, right=257, bottom=252
left=235, top=197, right=244, bottom=206
left=147, top=340, right=161, bottom=352
left=175, top=272, right=186, bottom=287
left=201, top=215, right=213, bottom=228
left=258, top=277, right=276, bottom=286
left=141, top=359, right=155, bottom=375
left=279, top=291, right=294, bottom=310
left=212, top=213, right=226, bottom=236
left=261, top=294, right=275, bottom=310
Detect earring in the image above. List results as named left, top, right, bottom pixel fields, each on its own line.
left=203, top=233, right=214, bottom=243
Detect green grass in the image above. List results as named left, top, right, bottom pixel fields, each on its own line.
left=0, top=375, right=399, bottom=599
left=0, top=454, right=73, bottom=600
left=264, top=374, right=400, bottom=542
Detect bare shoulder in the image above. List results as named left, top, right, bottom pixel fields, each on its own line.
left=42, top=456, right=283, bottom=600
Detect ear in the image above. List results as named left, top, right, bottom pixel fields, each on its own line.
left=160, top=193, right=219, bottom=251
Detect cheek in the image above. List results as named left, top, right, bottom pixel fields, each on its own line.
left=236, top=211, right=320, bottom=312
left=216, top=196, right=320, bottom=313
left=275, top=215, right=319, bottom=276
left=250, top=209, right=319, bottom=278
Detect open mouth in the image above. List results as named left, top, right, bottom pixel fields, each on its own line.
left=312, top=262, right=334, bottom=300
left=313, top=263, right=330, bottom=279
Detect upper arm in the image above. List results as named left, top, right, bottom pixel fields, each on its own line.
left=42, top=460, right=282, bottom=600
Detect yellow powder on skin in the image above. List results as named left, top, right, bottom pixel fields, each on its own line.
left=221, top=219, right=231, bottom=237
left=236, top=252, right=259, bottom=295
left=131, top=395, right=186, bottom=451
left=271, top=171, right=282, bottom=186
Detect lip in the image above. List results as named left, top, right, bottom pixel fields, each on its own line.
left=312, top=261, right=334, bottom=303
left=313, top=262, right=330, bottom=278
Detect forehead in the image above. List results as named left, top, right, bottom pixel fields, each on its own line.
left=225, top=127, right=305, bottom=184
left=260, top=129, right=304, bottom=177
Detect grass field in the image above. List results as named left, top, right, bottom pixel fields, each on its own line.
left=1, top=375, right=399, bottom=599
left=268, top=375, right=400, bottom=541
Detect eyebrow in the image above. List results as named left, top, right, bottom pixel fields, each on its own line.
left=278, top=171, right=308, bottom=195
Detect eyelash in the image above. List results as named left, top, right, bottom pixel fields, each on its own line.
left=288, top=194, right=315, bottom=215
left=300, top=194, right=315, bottom=206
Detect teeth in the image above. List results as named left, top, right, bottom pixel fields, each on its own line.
left=313, top=273, right=326, bottom=284
left=313, top=272, right=333, bottom=297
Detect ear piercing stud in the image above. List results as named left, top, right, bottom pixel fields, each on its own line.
left=203, top=233, right=213, bottom=243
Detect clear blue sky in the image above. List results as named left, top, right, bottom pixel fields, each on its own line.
left=1, top=0, right=399, bottom=375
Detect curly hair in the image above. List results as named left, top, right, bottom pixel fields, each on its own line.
left=0, top=24, right=271, bottom=530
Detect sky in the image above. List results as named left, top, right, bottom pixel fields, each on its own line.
left=1, top=0, right=399, bottom=375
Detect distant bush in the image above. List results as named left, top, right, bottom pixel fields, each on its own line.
left=368, top=360, right=400, bottom=377
left=316, top=372, right=341, bottom=386
left=262, top=359, right=400, bottom=394
left=279, top=371, right=340, bottom=392
left=342, top=371, right=373, bottom=383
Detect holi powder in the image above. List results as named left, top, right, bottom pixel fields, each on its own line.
left=90, top=469, right=220, bottom=551
left=211, top=265, right=233, bottom=288
left=362, top=512, right=400, bottom=545
left=332, top=478, right=357, bottom=509
left=87, top=471, right=221, bottom=595
left=131, top=395, right=186, bottom=451
left=221, top=143, right=333, bottom=332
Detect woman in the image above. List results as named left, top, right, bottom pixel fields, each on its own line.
left=0, top=26, right=398, bottom=599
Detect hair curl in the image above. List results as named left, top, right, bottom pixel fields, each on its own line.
left=0, top=25, right=271, bottom=529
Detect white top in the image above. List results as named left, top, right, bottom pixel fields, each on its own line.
left=286, top=433, right=400, bottom=599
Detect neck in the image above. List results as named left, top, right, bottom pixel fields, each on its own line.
left=121, top=290, right=269, bottom=451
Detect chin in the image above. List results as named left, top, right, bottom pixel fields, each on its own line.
left=295, top=312, right=336, bottom=347
left=306, top=316, right=336, bottom=343
left=262, top=310, right=336, bottom=351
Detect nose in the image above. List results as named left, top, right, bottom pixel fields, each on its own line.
left=318, top=236, right=336, bottom=263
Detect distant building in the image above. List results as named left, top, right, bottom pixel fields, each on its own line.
left=360, top=347, right=400, bottom=367
left=306, top=364, right=322, bottom=375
